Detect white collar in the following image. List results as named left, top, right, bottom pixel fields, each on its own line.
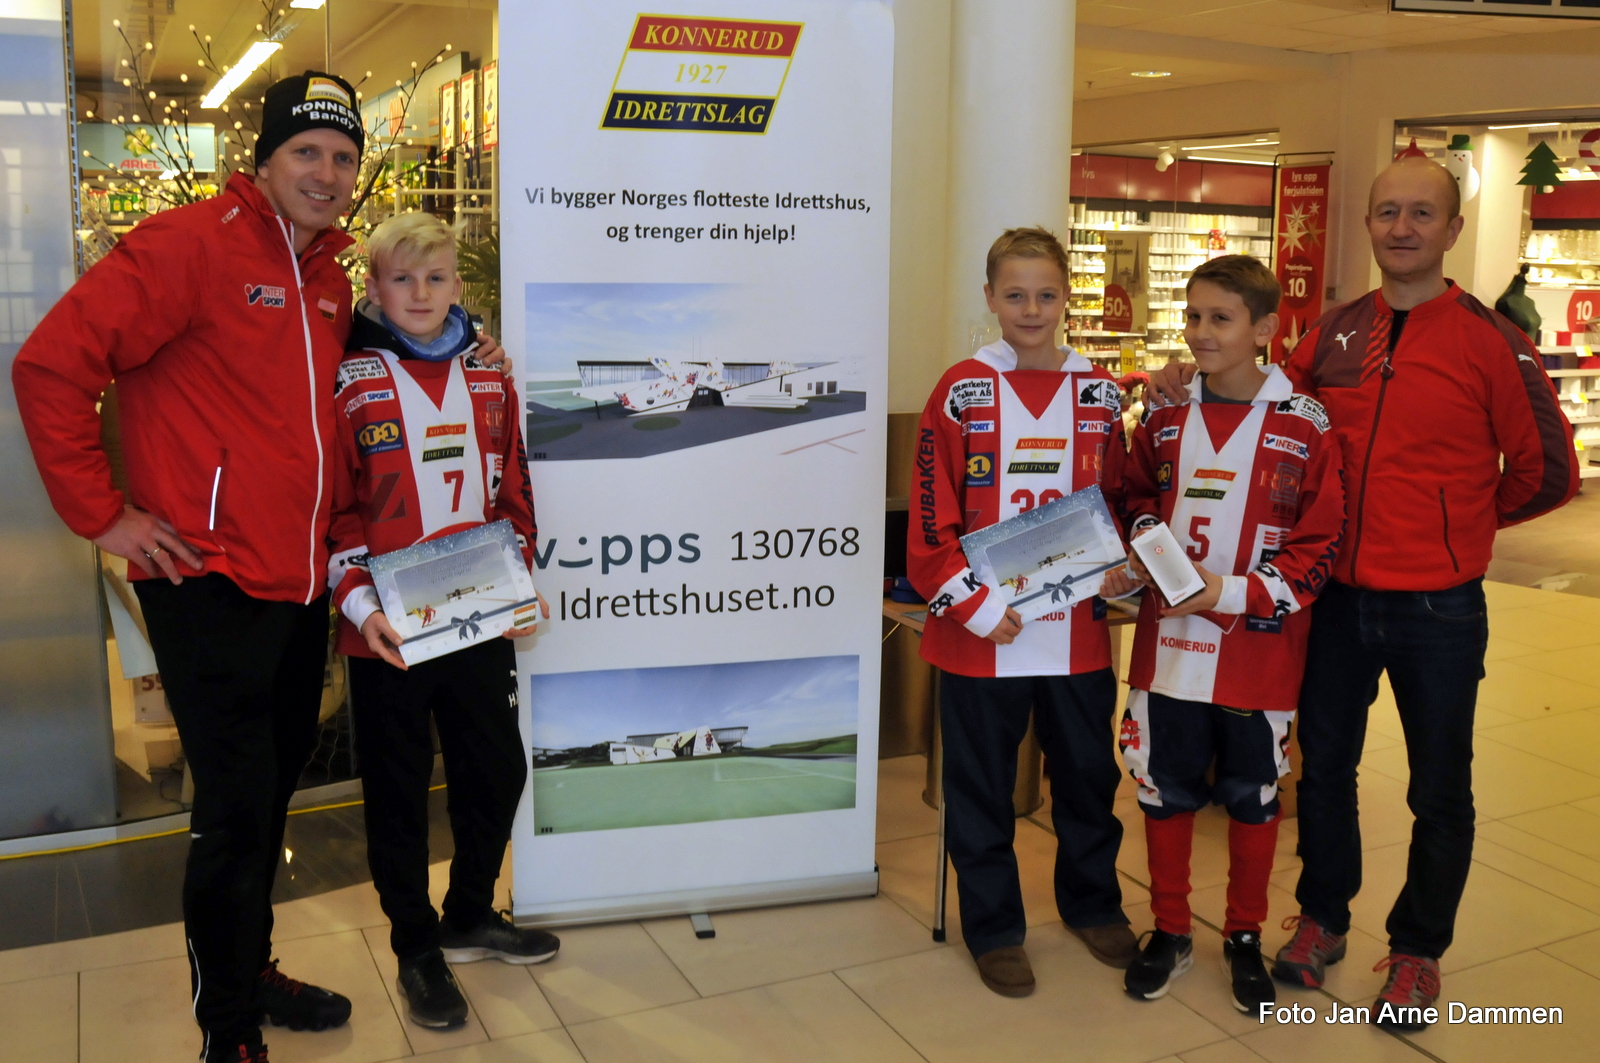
left=974, top=339, right=1093, bottom=374
left=1186, top=363, right=1293, bottom=406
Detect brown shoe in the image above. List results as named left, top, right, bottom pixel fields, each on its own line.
left=1070, top=923, right=1140, bottom=969
left=975, top=946, right=1035, bottom=997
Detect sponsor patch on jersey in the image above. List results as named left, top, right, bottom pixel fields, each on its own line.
left=317, top=295, right=339, bottom=321
left=945, top=378, right=995, bottom=421
left=220, top=206, right=240, bottom=224
left=1077, top=379, right=1121, bottom=412
left=1155, top=425, right=1181, bottom=444
left=357, top=419, right=404, bottom=455
left=1081, top=443, right=1105, bottom=473
left=1156, top=461, right=1173, bottom=491
left=1262, top=433, right=1309, bottom=460
left=422, top=423, right=468, bottom=462
left=1160, top=634, right=1217, bottom=654
left=1275, top=394, right=1330, bottom=433
left=962, top=419, right=995, bottom=436
left=1263, top=463, right=1302, bottom=507
left=480, top=401, right=507, bottom=445
left=1253, top=525, right=1292, bottom=568
left=468, top=381, right=504, bottom=395
left=1007, top=437, right=1067, bottom=475
left=1078, top=419, right=1112, bottom=435
left=337, top=357, right=388, bottom=392
left=245, top=284, right=286, bottom=308
left=965, top=452, right=994, bottom=487
left=485, top=452, right=505, bottom=504
left=345, top=388, right=395, bottom=415
left=1183, top=467, right=1237, bottom=500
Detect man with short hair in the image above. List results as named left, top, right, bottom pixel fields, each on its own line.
left=13, top=71, right=504, bottom=1063
left=1146, top=156, right=1576, bottom=1029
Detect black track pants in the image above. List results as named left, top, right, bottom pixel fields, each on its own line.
left=135, top=574, right=329, bottom=1046
left=348, top=638, right=526, bottom=960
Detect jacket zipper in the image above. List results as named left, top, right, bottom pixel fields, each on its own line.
left=276, top=217, right=326, bottom=606
left=208, top=451, right=226, bottom=531
left=1439, top=488, right=1460, bottom=573
left=1345, top=345, right=1396, bottom=582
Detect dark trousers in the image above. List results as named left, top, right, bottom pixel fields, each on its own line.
left=135, top=575, right=329, bottom=1043
left=1294, top=578, right=1486, bottom=959
left=1120, top=690, right=1293, bottom=824
left=349, top=638, right=526, bottom=960
left=939, top=668, right=1126, bottom=958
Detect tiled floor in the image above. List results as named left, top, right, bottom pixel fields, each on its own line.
left=5, top=580, right=1600, bottom=1061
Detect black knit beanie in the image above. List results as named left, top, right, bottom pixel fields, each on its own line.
left=255, top=71, right=364, bottom=165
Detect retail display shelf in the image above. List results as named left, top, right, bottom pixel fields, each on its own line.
left=1071, top=286, right=1104, bottom=294
left=1523, top=259, right=1600, bottom=267
left=1073, top=225, right=1270, bottom=237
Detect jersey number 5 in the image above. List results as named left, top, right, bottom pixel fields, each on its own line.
left=1186, top=516, right=1211, bottom=563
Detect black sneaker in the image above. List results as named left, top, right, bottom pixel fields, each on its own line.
left=203, top=1029, right=268, bottom=1063
left=258, top=960, right=351, bottom=1032
left=396, top=949, right=469, bottom=1029
left=1223, top=931, right=1276, bottom=1014
left=440, top=910, right=560, bottom=966
left=1124, top=930, right=1193, bottom=1001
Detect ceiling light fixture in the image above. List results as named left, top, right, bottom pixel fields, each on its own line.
left=1180, top=140, right=1280, bottom=150
left=1131, top=70, right=1171, bottom=78
left=1487, top=122, right=1558, bottom=130
left=289, top=0, right=326, bottom=8
left=1185, top=155, right=1276, bottom=166
left=201, top=41, right=283, bottom=109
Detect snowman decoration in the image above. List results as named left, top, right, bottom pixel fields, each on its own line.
left=1445, top=134, right=1481, bottom=204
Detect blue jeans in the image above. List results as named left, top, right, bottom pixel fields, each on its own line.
left=1293, top=578, right=1487, bottom=959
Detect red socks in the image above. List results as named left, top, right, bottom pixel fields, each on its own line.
left=1225, top=812, right=1281, bottom=935
left=1145, top=812, right=1195, bottom=936
left=1145, top=809, right=1283, bottom=937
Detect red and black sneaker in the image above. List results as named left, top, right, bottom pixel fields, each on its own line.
left=258, top=959, right=352, bottom=1032
left=1271, top=914, right=1347, bottom=988
left=203, top=1030, right=268, bottom=1063
left=1371, top=952, right=1441, bottom=1032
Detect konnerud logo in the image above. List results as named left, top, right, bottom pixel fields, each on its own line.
left=245, top=284, right=286, bottom=308
left=602, top=14, right=803, bottom=134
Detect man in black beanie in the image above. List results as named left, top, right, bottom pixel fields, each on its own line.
left=13, top=69, right=506, bottom=1063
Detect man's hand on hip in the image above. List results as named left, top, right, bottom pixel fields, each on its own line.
left=1144, top=363, right=1197, bottom=408
left=94, top=504, right=204, bottom=583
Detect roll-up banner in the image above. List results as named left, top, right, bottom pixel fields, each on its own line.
left=500, top=1, right=893, bottom=926
left=1271, top=163, right=1330, bottom=362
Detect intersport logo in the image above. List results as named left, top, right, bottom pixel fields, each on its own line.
left=245, top=284, right=287, bottom=308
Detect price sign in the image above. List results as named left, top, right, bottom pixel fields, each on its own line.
left=1571, top=290, right=1600, bottom=333
left=1103, top=283, right=1133, bottom=333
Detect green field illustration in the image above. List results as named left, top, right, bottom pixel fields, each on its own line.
left=528, top=656, right=860, bottom=835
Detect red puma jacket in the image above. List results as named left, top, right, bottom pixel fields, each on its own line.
left=1283, top=283, right=1575, bottom=591
left=12, top=173, right=354, bottom=603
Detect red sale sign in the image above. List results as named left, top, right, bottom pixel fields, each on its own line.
left=1103, top=283, right=1134, bottom=333
left=1271, top=163, right=1330, bottom=363
left=1570, top=290, right=1600, bottom=333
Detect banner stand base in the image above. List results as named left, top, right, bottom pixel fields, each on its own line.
left=511, top=870, right=879, bottom=929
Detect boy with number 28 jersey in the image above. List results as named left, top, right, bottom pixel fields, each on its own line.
left=908, top=227, right=1138, bottom=1001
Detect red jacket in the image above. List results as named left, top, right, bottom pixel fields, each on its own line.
left=1283, top=284, right=1576, bottom=591
left=907, top=342, right=1127, bottom=678
left=327, top=309, right=536, bottom=658
left=1124, top=368, right=1345, bottom=711
left=12, top=173, right=354, bottom=603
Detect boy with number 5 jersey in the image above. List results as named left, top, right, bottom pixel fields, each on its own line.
left=327, top=213, right=557, bottom=1033
left=909, top=227, right=1138, bottom=999
left=1104, top=255, right=1345, bottom=1013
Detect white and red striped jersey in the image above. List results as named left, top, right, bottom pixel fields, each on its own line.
left=328, top=343, right=536, bottom=658
left=1124, top=366, right=1345, bottom=711
left=907, top=341, right=1127, bottom=678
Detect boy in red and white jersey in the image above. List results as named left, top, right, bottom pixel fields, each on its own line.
left=327, top=213, right=557, bottom=1032
left=908, top=227, right=1137, bottom=998
left=1105, top=256, right=1344, bottom=1013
